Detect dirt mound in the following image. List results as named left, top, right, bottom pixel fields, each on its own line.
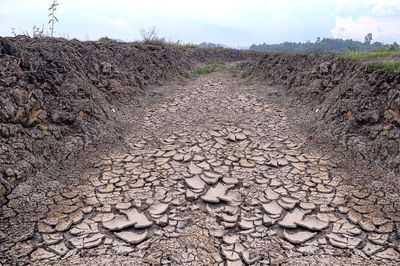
left=242, top=53, right=400, bottom=175
left=0, top=36, right=252, bottom=205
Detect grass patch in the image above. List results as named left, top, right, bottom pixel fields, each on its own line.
left=139, top=27, right=197, bottom=49
left=167, top=42, right=198, bottom=49
left=191, top=63, right=238, bottom=78
left=140, top=39, right=198, bottom=49
left=141, top=38, right=166, bottom=46
left=339, top=49, right=399, bottom=60
left=98, top=36, right=114, bottom=43
left=195, top=63, right=224, bottom=75
left=366, top=61, right=400, bottom=73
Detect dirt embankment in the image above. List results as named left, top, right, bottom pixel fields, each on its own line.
left=242, top=53, right=400, bottom=176
left=0, top=36, right=253, bottom=205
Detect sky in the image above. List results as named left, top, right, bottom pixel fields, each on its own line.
left=0, top=0, right=399, bottom=47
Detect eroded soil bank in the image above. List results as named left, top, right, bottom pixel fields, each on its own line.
left=242, top=54, right=400, bottom=176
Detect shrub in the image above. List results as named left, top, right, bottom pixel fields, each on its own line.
left=99, top=36, right=114, bottom=43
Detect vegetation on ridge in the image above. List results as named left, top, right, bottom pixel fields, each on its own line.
left=339, top=49, right=399, bottom=60
left=191, top=63, right=238, bottom=78
left=367, top=61, right=400, bottom=73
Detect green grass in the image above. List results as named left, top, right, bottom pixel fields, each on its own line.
left=366, top=61, right=400, bottom=73
left=339, top=49, right=399, bottom=60
left=191, top=63, right=238, bottom=78
left=140, top=38, right=198, bottom=49
left=195, top=63, right=224, bottom=75
left=167, top=42, right=198, bottom=49
left=98, top=36, right=114, bottom=43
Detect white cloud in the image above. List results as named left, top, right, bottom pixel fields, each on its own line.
left=332, top=0, right=362, bottom=14
left=331, top=15, right=400, bottom=42
left=106, top=17, right=129, bottom=28
left=0, top=5, right=11, bottom=15
left=366, top=0, right=400, bottom=16
left=105, top=17, right=130, bottom=32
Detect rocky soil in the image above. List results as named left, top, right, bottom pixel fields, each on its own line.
left=242, top=54, right=400, bottom=176
left=0, top=38, right=399, bottom=265
left=1, top=70, right=399, bottom=265
left=0, top=36, right=252, bottom=206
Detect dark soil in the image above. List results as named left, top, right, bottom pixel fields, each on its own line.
left=241, top=53, right=400, bottom=176
left=0, top=36, right=254, bottom=205
left=1, top=37, right=399, bottom=209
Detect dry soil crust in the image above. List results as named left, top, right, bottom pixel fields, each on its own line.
left=1, top=72, right=399, bottom=265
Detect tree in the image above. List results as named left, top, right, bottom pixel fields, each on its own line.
left=48, top=0, right=59, bottom=37
left=364, top=33, right=373, bottom=45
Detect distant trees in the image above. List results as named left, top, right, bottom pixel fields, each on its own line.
left=198, top=42, right=228, bottom=48
left=249, top=36, right=395, bottom=53
left=364, top=33, right=373, bottom=45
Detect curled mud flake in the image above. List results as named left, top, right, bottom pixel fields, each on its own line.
left=264, top=187, right=280, bottom=200
left=295, top=216, right=330, bottom=231
left=262, top=201, right=283, bottom=216
left=185, top=176, right=206, bottom=190
left=48, top=242, right=69, bottom=256
left=188, top=163, right=203, bottom=175
left=283, top=230, right=317, bottom=244
left=278, top=208, right=307, bottom=229
left=299, top=202, right=316, bottom=211
left=149, top=203, right=169, bottom=216
left=362, top=241, right=384, bottom=256
left=30, top=248, right=57, bottom=260
left=102, top=208, right=153, bottom=231
left=235, top=132, right=247, bottom=141
left=201, top=182, right=228, bottom=203
left=326, top=233, right=362, bottom=249
left=374, top=248, right=400, bottom=260
left=239, top=158, right=255, bottom=168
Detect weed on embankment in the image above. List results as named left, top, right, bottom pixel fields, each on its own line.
left=339, top=50, right=399, bottom=60
left=191, top=63, right=239, bottom=78
left=339, top=48, right=400, bottom=73
left=366, top=61, right=400, bottom=73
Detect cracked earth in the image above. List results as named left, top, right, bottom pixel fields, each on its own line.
left=1, top=72, right=400, bottom=265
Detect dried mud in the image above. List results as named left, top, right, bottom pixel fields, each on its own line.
left=0, top=38, right=399, bottom=265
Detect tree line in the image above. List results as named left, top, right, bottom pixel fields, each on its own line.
left=250, top=35, right=399, bottom=53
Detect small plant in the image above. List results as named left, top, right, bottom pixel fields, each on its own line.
left=98, top=36, right=114, bottom=43
left=33, top=25, right=45, bottom=38
left=48, top=0, right=59, bottom=37
left=140, top=27, right=166, bottom=46
left=11, top=28, right=17, bottom=37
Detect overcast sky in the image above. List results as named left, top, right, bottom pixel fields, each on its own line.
left=0, top=0, right=399, bottom=47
